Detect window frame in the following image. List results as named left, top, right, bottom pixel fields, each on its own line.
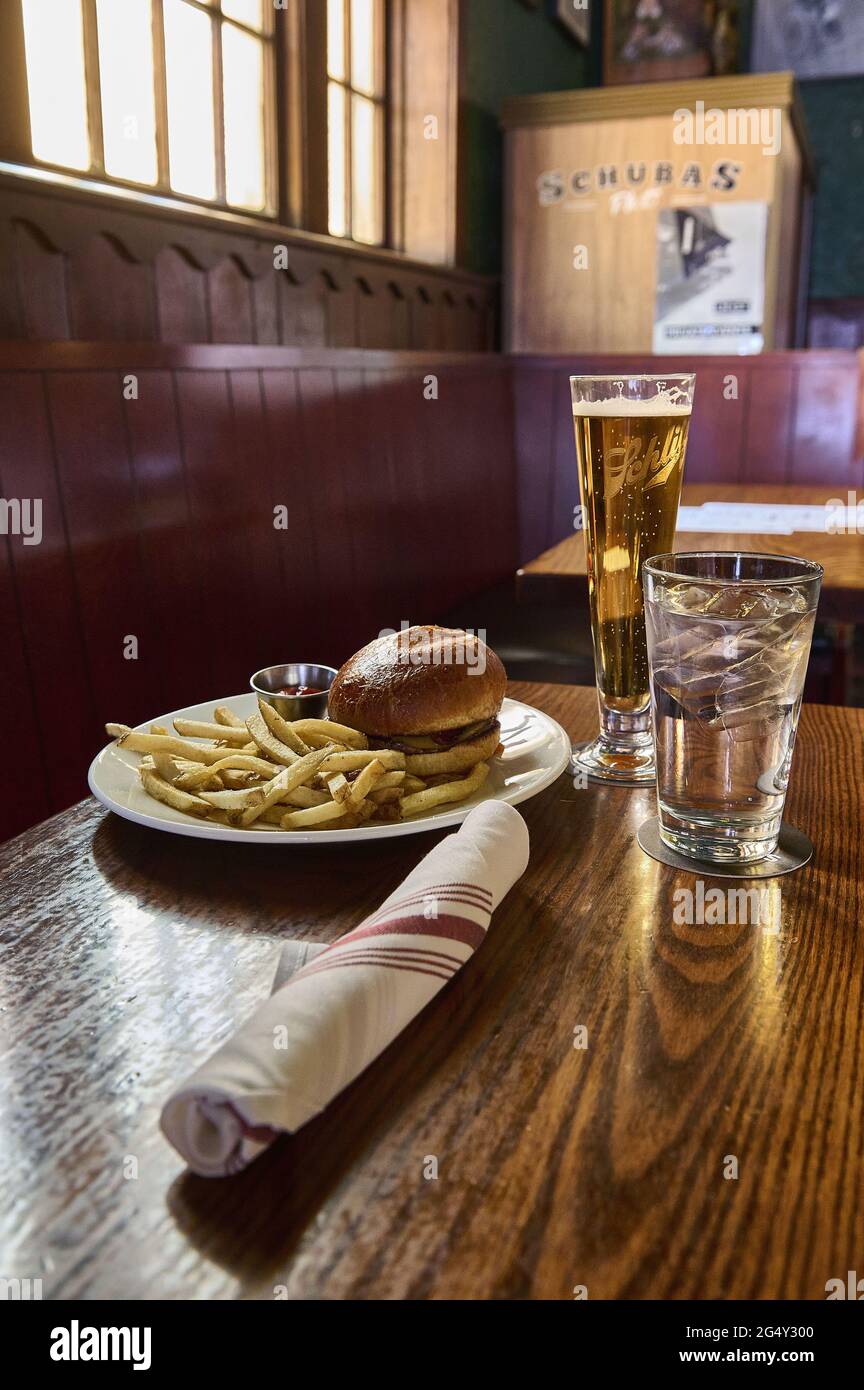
left=323, top=0, right=389, bottom=247
left=0, top=0, right=457, bottom=265
left=18, top=0, right=279, bottom=219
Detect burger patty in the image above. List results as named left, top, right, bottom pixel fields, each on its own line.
left=369, top=716, right=499, bottom=755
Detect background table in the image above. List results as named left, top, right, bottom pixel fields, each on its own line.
left=517, top=485, right=864, bottom=621
left=1, top=682, right=862, bottom=1299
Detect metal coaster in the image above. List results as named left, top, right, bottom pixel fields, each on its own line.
left=636, top=816, right=813, bottom=879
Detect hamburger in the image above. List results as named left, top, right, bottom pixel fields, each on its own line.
left=328, top=626, right=506, bottom=776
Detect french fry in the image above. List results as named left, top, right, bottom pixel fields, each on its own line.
left=290, top=718, right=368, bottom=750
left=173, top=719, right=251, bottom=746
left=402, top=774, right=427, bottom=793
left=284, top=786, right=331, bottom=808
left=175, top=770, right=224, bottom=792
left=151, top=752, right=180, bottom=782
left=139, top=768, right=211, bottom=817
left=325, top=771, right=352, bottom=805
left=177, top=754, right=279, bottom=789
left=327, top=811, right=362, bottom=829
left=348, top=757, right=384, bottom=806
left=371, top=770, right=405, bottom=789
left=213, top=706, right=246, bottom=729
left=318, top=748, right=405, bottom=774
left=198, top=787, right=267, bottom=814
left=150, top=724, right=169, bottom=736
left=369, top=786, right=403, bottom=805
left=257, top=699, right=312, bottom=756
left=238, top=745, right=335, bottom=826
left=280, top=800, right=348, bottom=829
left=220, top=769, right=262, bottom=789
left=400, top=761, right=489, bottom=817
left=245, top=710, right=300, bottom=767
left=255, top=788, right=330, bottom=825
left=117, top=731, right=235, bottom=765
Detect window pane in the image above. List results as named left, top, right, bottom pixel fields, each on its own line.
left=327, top=0, right=346, bottom=81
left=96, top=0, right=157, bottom=185
left=22, top=0, right=90, bottom=171
left=164, top=0, right=216, bottom=199
left=351, top=94, right=382, bottom=245
left=327, top=82, right=347, bottom=238
left=350, top=0, right=381, bottom=97
left=221, top=0, right=263, bottom=29
left=222, top=24, right=265, bottom=210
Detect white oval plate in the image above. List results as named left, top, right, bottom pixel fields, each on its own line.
left=88, top=694, right=571, bottom=845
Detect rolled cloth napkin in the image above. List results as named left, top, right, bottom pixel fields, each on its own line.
left=161, top=800, right=530, bottom=1176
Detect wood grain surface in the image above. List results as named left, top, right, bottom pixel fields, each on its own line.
left=518, top=484, right=864, bottom=621
left=0, top=681, right=861, bottom=1300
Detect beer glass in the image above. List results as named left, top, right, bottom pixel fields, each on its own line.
left=643, top=552, right=822, bottom=863
left=571, top=373, right=695, bottom=783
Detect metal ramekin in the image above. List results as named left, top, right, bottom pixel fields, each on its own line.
left=250, top=663, right=338, bottom=720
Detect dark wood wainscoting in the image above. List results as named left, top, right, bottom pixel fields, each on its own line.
left=0, top=344, right=517, bottom=843
left=512, top=351, right=864, bottom=563
left=0, top=173, right=497, bottom=351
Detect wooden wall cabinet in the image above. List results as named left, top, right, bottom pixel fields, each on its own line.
left=501, top=74, right=814, bottom=355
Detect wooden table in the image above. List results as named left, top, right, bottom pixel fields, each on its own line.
left=518, top=485, right=864, bottom=621
left=2, top=682, right=862, bottom=1300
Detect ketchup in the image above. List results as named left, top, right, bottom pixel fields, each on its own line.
left=278, top=684, right=323, bottom=697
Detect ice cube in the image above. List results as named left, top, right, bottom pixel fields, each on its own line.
left=700, top=587, right=778, bottom=620
left=659, top=583, right=714, bottom=614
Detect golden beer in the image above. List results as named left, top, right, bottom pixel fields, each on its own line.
left=570, top=376, right=694, bottom=783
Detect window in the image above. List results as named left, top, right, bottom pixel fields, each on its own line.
left=20, top=0, right=274, bottom=214
left=325, top=0, right=386, bottom=246
left=7, top=0, right=457, bottom=264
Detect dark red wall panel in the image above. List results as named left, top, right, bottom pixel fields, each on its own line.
left=0, top=373, right=96, bottom=814
left=0, top=346, right=518, bottom=843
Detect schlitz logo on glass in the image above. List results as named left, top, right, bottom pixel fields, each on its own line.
left=606, top=426, right=686, bottom=497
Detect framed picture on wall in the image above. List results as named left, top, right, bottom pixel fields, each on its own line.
left=555, top=0, right=591, bottom=47
left=603, top=0, right=713, bottom=85
left=752, top=0, right=864, bottom=78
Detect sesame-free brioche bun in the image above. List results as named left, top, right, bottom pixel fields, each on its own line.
left=328, top=626, right=506, bottom=737
left=401, top=725, right=503, bottom=776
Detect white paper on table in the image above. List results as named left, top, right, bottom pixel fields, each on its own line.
left=677, top=502, right=862, bottom=535
left=676, top=505, right=791, bottom=534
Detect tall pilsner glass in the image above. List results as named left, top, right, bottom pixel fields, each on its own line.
left=570, top=374, right=695, bottom=783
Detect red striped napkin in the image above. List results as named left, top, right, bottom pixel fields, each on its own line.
left=161, top=800, right=529, bottom=1176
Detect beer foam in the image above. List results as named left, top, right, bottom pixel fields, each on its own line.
left=572, top=393, right=692, bottom=418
